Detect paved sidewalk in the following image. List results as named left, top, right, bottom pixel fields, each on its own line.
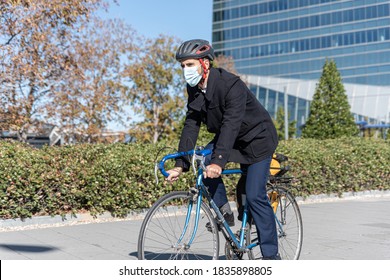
left=0, top=193, right=390, bottom=260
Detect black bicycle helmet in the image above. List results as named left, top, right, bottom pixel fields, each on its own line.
left=176, top=39, right=215, bottom=61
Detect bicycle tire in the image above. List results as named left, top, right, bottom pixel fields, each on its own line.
left=138, top=191, right=220, bottom=260
left=247, top=185, right=303, bottom=260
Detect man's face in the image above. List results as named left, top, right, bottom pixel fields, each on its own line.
left=180, top=59, right=202, bottom=74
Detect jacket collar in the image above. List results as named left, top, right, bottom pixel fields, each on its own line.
left=204, top=67, right=218, bottom=102
left=187, top=68, right=219, bottom=112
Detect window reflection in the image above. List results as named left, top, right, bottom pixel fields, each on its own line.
left=213, top=4, right=390, bottom=43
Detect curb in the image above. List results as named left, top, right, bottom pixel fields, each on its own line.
left=1, top=190, right=390, bottom=232
left=296, top=189, right=390, bottom=204
left=0, top=209, right=149, bottom=232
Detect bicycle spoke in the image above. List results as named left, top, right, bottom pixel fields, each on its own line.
left=138, top=191, right=219, bottom=260
left=247, top=186, right=303, bottom=260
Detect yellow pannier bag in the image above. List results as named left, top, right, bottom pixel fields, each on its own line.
left=269, top=153, right=289, bottom=176
left=270, top=153, right=281, bottom=175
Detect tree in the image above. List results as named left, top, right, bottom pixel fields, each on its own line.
left=302, top=59, right=359, bottom=139
left=273, top=107, right=296, bottom=140
left=213, top=54, right=239, bottom=75
left=48, top=18, right=137, bottom=143
left=124, top=35, right=185, bottom=144
left=0, top=0, right=106, bottom=141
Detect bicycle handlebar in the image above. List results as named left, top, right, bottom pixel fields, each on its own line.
left=158, top=149, right=242, bottom=178
left=158, top=149, right=211, bottom=177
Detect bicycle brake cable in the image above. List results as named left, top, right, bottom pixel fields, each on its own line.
left=154, top=146, right=175, bottom=186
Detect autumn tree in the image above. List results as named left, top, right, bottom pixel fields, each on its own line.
left=48, top=18, right=137, bottom=143
left=125, top=35, right=185, bottom=144
left=302, top=59, right=359, bottom=139
left=213, top=54, right=239, bottom=75
left=0, top=0, right=106, bottom=140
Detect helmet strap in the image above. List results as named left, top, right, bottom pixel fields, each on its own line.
left=199, top=58, right=208, bottom=80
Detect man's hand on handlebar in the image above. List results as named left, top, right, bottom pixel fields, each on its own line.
left=164, top=158, right=222, bottom=182
left=166, top=167, right=183, bottom=183
left=203, top=163, right=222, bottom=179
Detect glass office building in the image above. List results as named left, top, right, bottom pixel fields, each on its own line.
left=212, top=0, right=390, bottom=134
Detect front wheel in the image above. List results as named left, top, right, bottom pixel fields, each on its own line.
left=247, top=185, right=303, bottom=260
left=138, top=191, right=220, bottom=260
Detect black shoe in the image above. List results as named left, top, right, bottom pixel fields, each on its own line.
left=206, top=212, right=235, bottom=232
left=262, top=254, right=281, bottom=260
left=224, top=212, right=235, bottom=227
left=237, top=205, right=244, bottom=221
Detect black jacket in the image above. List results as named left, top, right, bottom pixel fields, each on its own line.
left=176, top=67, right=278, bottom=170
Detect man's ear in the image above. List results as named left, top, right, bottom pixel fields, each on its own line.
left=204, top=58, right=211, bottom=69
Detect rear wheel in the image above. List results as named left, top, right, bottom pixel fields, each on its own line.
left=247, top=185, right=303, bottom=260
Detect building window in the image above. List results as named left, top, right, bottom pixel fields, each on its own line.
left=300, top=17, right=309, bottom=29
left=221, top=27, right=390, bottom=60
left=378, top=4, right=390, bottom=17
left=355, top=31, right=366, bottom=44
left=258, top=87, right=266, bottom=106
left=310, top=15, right=320, bottom=27
left=231, top=7, right=239, bottom=19
left=320, top=13, right=331, bottom=25
left=268, top=90, right=277, bottom=118
left=240, top=26, right=249, bottom=38
left=297, top=98, right=307, bottom=129
left=288, top=95, right=297, bottom=121
left=249, top=4, right=258, bottom=16
left=240, top=6, right=249, bottom=17
left=332, top=11, right=343, bottom=24
left=214, top=4, right=390, bottom=42
left=278, top=92, right=285, bottom=112
left=366, top=5, right=377, bottom=19
left=250, top=25, right=258, bottom=36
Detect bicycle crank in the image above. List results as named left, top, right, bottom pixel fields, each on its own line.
left=224, top=237, right=244, bottom=260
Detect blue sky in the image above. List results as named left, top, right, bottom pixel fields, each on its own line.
left=104, top=0, right=213, bottom=42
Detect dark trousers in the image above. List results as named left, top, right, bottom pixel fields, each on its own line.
left=204, top=143, right=278, bottom=257
left=242, top=159, right=278, bottom=257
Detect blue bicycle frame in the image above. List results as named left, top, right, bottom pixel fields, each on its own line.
left=158, top=148, right=260, bottom=252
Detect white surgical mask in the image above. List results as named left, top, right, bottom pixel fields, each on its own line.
left=183, top=65, right=202, bottom=87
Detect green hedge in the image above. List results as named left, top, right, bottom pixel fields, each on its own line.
left=276, top=138, right=389, bottom=195
left=0, top=137, right=389, bottom=220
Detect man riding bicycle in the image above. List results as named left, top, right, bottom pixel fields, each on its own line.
left=166, top=39, right=281, bottom=260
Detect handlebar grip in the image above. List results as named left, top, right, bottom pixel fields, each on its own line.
left=158, top=149, right=212, bottom=177
left=158, top=152, right=182, bottom=177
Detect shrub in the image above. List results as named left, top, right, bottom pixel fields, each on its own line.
left=0, top=137, right=388, bottom=219
left=276, top=137, right=389, bottom=195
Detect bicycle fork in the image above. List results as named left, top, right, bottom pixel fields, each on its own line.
left=174, top=188, right=203, bottom=251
